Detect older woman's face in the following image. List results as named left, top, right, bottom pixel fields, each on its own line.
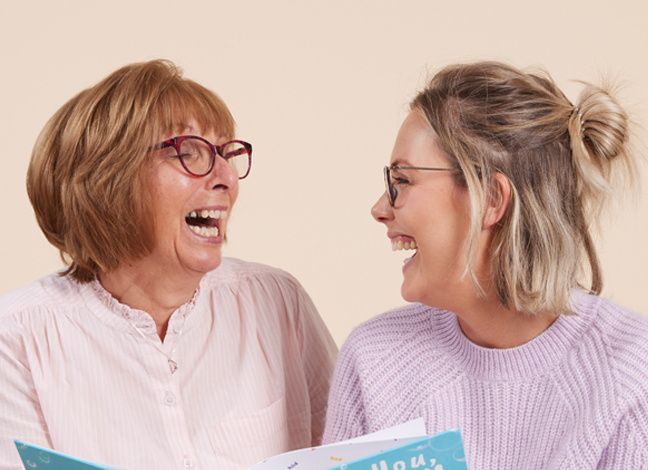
left=371, top=111, right=472, bottom=310
left=146, top=121, right=239, bottom=277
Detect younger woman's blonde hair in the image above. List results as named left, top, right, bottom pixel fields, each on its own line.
left=27, top=59, right=236, bottom=283
left=411, top=61, right=637, bottom=315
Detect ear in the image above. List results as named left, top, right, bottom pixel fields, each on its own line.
left=483, top=172, right=511, bottom=229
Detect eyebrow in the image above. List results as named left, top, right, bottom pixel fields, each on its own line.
left=390, top=159, right=414, bottom=167
left=182, top=126, right=199, bottom=135
left=169, top=122, right=199, bottom=135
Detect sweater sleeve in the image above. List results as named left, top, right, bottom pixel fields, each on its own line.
left=322, top=335, right=368, bottom=444
left=597, top=398, right=648, bottom=468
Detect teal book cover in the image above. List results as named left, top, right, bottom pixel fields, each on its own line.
left=325, top=429, right=467, bottom=470
left=14, top=440, right=128, bottom=470
left=14, top=421, right=467, bottom=470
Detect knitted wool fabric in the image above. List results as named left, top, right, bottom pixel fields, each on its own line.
left=323, top=290, right=648, bottom=469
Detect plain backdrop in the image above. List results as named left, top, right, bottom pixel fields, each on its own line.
left=1, top=0, right=647, bottom=346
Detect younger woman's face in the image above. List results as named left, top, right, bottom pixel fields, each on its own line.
left=371, top=110, right=473, bottom=311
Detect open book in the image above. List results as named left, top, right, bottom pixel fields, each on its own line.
left=15, top=420, right=468, bottom=470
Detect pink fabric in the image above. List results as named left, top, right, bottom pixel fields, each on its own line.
left=0, top=257, right=337, bottom=470
left=323, top=290, right=648, bottom=469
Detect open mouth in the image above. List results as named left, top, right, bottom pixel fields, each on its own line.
left=185, top=209, right=226, bottom=238
left=391, top=238, right=418, bottom=266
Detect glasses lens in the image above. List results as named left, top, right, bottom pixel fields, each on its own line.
left=222, top=141, right=251, bottom=179
left=384, top=167, right=396, bottom=206
left=179, top=138, right=213, bottom=176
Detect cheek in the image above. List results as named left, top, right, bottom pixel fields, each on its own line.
left=152, top=166, right=197, bottom=202
left=418, top=199, right=471, bottom=266
left=148, top=170, right=196, bottom=228
left=229, top=184, right=239, bottom=207
left=451, top=189, right=473, bottom=240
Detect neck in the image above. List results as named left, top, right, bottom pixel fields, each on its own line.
left=98, top=263, right=202, bottom=341
left=454, top=294, right=559, bottom=349
left=450, top=227, right=558, bottom=349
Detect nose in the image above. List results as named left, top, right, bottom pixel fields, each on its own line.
left=371, top=191, right=393, bottom=224
left=206, top=156, right=239, bottom=192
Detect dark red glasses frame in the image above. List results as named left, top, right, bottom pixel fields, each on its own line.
left=153, top=135, right=252, bottom=179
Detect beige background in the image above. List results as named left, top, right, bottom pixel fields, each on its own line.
left=1, top=0, right=646, bottom=346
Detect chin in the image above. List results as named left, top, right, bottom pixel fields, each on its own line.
left=400, top=281, right=422, bottom=304
left=186, top=251, right=223, bottom=274
left=201, top=257, right=223, bottom=273
left=401, top=278, right=448, bottom=311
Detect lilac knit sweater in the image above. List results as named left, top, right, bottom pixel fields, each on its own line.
left=323, top=290, right=648, bottom=469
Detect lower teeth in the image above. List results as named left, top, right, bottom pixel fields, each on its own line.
left=190, top=225, right=219, bottom=237
left=403, top=252, right=417, bottom=265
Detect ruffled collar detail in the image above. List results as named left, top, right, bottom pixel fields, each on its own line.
left=88, top=277, right=201, bottom=330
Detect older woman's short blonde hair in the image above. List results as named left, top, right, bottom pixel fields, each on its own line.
left=411, top=61, right=637, bottom=315
left=27, top=59, right=236, bottom=282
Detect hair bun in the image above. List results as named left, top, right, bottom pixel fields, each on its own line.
left=571, top=84, right=628, bottom=162
left=569, top=83, right=632, bottom=202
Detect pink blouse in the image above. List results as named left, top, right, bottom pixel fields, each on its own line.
left=0, top=258, right=337, bottom=470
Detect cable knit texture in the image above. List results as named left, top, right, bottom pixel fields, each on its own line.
left=323, top=290, right=648, bottom=469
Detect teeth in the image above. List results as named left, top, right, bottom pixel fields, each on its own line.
left=391, top=240, right=417, bottom=251
left=190, top=225, right=220, bottom=237
left=188, top=210, right=227, bottom=220
left=208, top=210, right=227, bottom=219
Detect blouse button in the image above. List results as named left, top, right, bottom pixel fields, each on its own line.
left=173, top=323, right=183, bottom=334
left=164, top=394, right=175, bottom=406
left=183, top=457, right=194, bottom=468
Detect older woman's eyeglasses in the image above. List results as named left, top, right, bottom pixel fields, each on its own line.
left=153, top=135, right=252, bottom=179
left=384, top=165, right=460, bottom=207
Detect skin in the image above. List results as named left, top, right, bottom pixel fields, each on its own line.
left=98, top=122, right=238, bottom=340
left=371, top=110, right=557, bottom=349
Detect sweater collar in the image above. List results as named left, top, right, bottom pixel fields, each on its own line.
left=431, top=290, right=601, bottom=382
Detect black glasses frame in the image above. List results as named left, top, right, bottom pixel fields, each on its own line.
left=153, top=135, right=252, bottom=179
left=384, top=165, right=460, bottom=207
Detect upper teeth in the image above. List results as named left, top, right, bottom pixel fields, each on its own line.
left=392, top=240, right=417, bottom=251
left=189, top=210, right=226, bottom=219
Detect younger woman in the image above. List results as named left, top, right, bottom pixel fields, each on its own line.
left=323, top=61, right=648, bottom=469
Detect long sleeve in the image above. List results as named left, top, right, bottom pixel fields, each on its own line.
left=597, top=403, right=648, bottom=468
left=0, top=313, right=52, bottom=470
left=322, top=331, right=367, bottom=444
left=0, top=258, right=338, bottom=470
left=293, top=283, right=338, bottom=445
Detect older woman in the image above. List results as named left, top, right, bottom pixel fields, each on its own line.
left=0, top=60, right=337, bottom=470
left=323, top=61, right=648, bottom=468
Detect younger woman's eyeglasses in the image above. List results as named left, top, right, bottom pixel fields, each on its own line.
left=383, top=165, right=460, bottom=207
left=153, top=135, right=252, bottom=179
